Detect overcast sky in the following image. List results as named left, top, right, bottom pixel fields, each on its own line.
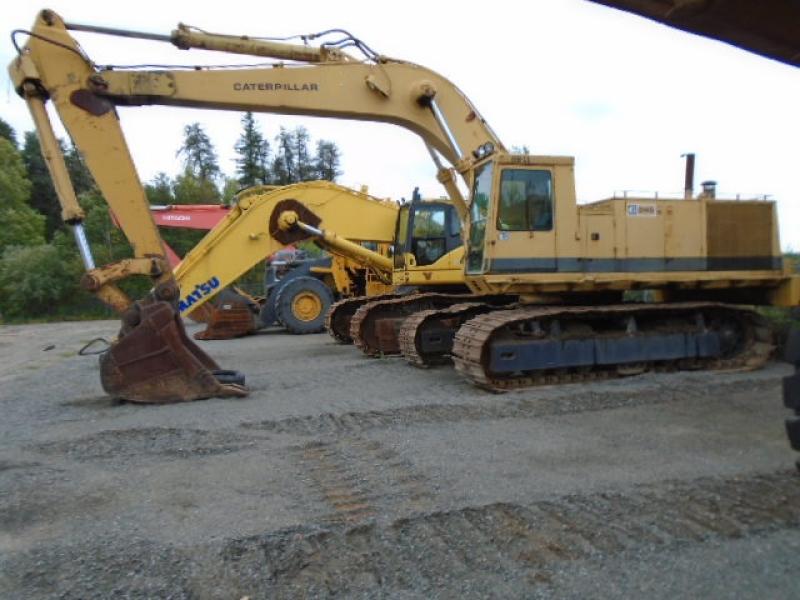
left=3, top=0, right=798, bottom=249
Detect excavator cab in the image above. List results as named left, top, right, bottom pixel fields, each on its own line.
left=466, top=155, right=559, bottom=276
left=393, top=199, right=462, bottom=269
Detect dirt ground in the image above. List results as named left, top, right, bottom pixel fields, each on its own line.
left=0, top=319, right=798, bottom=599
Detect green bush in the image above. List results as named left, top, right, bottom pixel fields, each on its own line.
left=0, top=244, right=82, bottom=320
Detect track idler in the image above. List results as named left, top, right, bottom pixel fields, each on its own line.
left=100, top=301, right=248, bottom=403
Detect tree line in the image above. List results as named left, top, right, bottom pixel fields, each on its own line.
left=0, top=113, right=341, bottom=321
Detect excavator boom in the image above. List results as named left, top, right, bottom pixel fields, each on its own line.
left=174, top=182, right=398, bottom=317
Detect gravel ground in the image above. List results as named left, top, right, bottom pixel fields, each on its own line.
left=0, top=319, right=798, bottom=599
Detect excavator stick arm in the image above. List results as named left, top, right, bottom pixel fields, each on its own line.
left=8, top=10, right=247, bottom=403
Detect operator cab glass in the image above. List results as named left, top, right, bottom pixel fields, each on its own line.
left=393, top=205, right=411, bottom=268
left=497, top=169, right=553, bottom=231
left=410, top=206, right=447, bottom=266
left=395, top=202, right=461, bottom=268
left=466, top=161, right=493, bottom=274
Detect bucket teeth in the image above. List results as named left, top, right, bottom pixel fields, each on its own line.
left=99, top=301, right=248, bottom=403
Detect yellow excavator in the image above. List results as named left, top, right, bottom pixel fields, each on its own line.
left=9, top=10, right=799, bottom=402
left=174, top=181, right=465, bottom=340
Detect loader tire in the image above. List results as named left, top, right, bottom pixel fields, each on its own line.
left=274, top=276, right=334, bottom=334
left=258, top=292, right=278, bottom=328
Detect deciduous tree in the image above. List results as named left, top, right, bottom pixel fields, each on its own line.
left=0, top=138, right=45, bottom=254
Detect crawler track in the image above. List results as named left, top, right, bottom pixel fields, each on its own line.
left=399, top=301, right=508, bottom=367
left=350, top=293, right=472, bottom=356
left=453, top=302, right=774, bottom=391
left=325, top=294, right=399, bottom=344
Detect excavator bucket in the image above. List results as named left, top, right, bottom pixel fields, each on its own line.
left=193, top=291, right=258, bottom=340
left=100, top=301, right=248, bottom=403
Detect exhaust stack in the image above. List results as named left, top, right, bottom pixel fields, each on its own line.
left=682, top=153, right=695, bottom=199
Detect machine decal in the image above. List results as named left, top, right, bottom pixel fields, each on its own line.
left=178, top=276, right=221, bottom=312
left=233, top=82, right=319, bottom=92
left=627, top=203, right=659, bottom=217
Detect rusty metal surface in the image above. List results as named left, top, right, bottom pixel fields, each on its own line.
left=350, top=293, right=474, bottom=357
left=193, top=304, right=257, bottom=340
left=325, top=294, right=400, bottom=344
left=99, top=301, right=248, bottom=403
left=452, top=302, right=774, bottom=391
left=588, top=0, right=800, bottom=68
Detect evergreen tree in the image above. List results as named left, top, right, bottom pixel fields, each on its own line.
left=20, top=134, right=93, bottom=239
left=0, top=118, right=17, bottom=148
left=22, top=131, right=60, bottom=238
left=293, top=126, right=314, bottom=181
left=234, top=112, right=271, bottom=187
left=271, top=126, right=295, bottom=185
left=314, top=140, right=342, bottom=181
left=272, top=126, right=317, bottom=184
left=177, top=123, right=220, bottom=183
left=64, top=142, right=95, bottom=195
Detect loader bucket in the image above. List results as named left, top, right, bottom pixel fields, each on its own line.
left=100, top=301, right=248, bottom=403
left=193, top=302, right=258, bottom=340
left=187, top=303, right=215, bottom=324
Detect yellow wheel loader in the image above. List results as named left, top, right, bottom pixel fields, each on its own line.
left=9, top=10, right=798, bottom=402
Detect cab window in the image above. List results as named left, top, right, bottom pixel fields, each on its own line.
left=393, top=206, right=411, bottom=268
left=411, top=207, right=447, bottom=266
left=497, top=169, right=553, bottom=231
left=467, top=161, right=493, bottom=273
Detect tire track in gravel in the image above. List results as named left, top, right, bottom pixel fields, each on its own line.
left=243, top=376, right=775, bottom=437
left=294, top=436, right=435, bottom=525
left=4, top=470, right=798, bottom=599
left=200, top=469, right=800, bottom=598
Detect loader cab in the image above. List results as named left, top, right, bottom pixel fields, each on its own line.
left=393, top=199, right=461, bottom=269
left=466, top=154, right=564, bottom=275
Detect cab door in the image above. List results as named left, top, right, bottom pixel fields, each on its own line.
left=488, top=167, right=557, bottom=274
left=466, top=161, right=494, bottom=274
